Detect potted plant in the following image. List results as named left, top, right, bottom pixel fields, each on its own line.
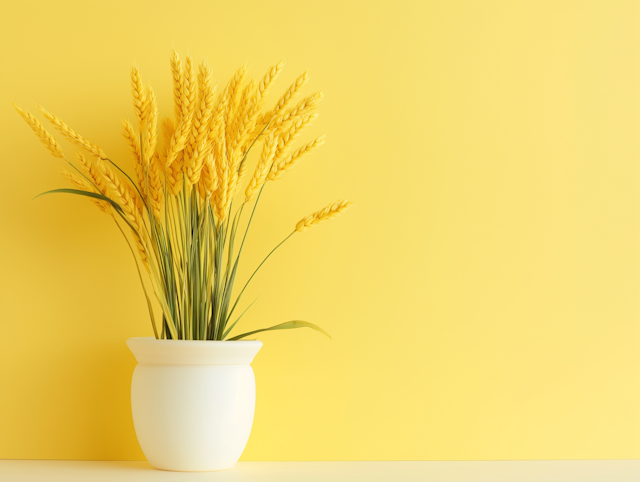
left=14, top=50, right=352, bottom=472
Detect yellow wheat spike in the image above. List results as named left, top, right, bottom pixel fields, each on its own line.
left=161, top=116, right=174, bottom=148
left=131, top=65, right=148, bottom=130
left=234, top=61, right=285, bottom=153
left=96, top=158, right=139, bottom=225
left=226, top=65, right=248, bottom=115
left=214, top=99, right=230, bottom=173
left=37, top=105, right=106, bottom=159
left=160, top=116, right=183, bottom=195
left=254, top=60, right=285, bottom=114
left=183, top=65, right=203, bottom=163
left=213, top=90, right=235, bottom=220
left=204, top=91, right=229, bottom=163
left=232, top=156, right=249, bottom=199
left=170, top=49, right=183, bottom=123
left=165, top=54, right=197, bottom=168
left=58, top=167, right=109, bottom=214
left=258, top=71, right=309, bottom=130
left=237, top=79, right=257, bottom=128
left=227, top=143, right=251, bottom=201
left=13, top=104, right=65, bottom=159
left=229, top=80, right=258, bottom=160
left=228, top=79, right=256, bottom=156
left=196, top=174, right=207, bottom=200
left=197, top=154, right=218, bottom=200
left=230, top=109, right=253, bottom=164
left=295, top=199, right=353, bottom=233
left=148, top=152, right=164, bottom=219
left=144, top=86, right=158, bottom=166
left=133, top=231, right=150, bottom=274
left=96, top=158, right=149, bottom=271
left=184, top=61, right=216, bottom=186
left=223, top=65, right=248, bottom=146
left=271, top=113, right=318, bottom=164
left=121, top=119, right=145, bottom=190
left=213, top=100, right=233, bottom=220
left=270, top=134, right=325, bottom=181
left=263, top=91, right=323, bottom=137
left=167, top=151, right=185, bottom=196
left=244, top=133, right=278, bottom=203
left=75, top=151, right=108, bottom=196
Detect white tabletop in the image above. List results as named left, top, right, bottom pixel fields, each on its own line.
left=1, top=460, right=639, bottom=481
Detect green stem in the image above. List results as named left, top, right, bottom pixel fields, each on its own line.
left=227, top=231, right=295, bottom=323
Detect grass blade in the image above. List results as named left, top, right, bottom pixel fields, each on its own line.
left=33, top=188, right=125, bottom=215
left=228, top=320, right=331, bottom=341
left=222, top=291, right=262, bottom=340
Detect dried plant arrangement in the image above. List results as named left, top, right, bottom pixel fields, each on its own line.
left=14, top=50, right=353, bottom=341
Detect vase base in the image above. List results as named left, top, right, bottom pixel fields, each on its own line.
left=150, top=462, right=236, bottom=472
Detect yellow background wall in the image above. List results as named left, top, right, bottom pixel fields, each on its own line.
left=1, top=0, right=640, bottom=461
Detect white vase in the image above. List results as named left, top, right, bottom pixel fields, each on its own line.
left=126, top=337, right=263, bottom=472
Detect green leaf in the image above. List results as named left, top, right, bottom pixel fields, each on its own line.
left=106, top=158, right=146, bottom=205
left=222, top=291, right=262, bottom=340
left=228, top=320, right=332, bottom=341
left=33, top=188, right=125, bottom=215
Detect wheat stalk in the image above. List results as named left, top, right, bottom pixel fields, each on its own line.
left=13, top=104, right=65, bottom=159
left=96, top=159, right=139, bottom=224
left=228, top=80, right=257, bottom=158
left=144, top=86, right=158, bottom=166
left=165, top=54, right=197, bottom=168
left=244, top=133, right=278, bottom=203
left=161, top=116, right=174, bottom=147
left=160, top=116, right=184, bottom=195
left=258, top=71, right=308, bottom=130
left=148, top=152, right=164, bottom=219
left=197, top=154, right=218, bottom=200
left=263, top=91, right=323, bottom=137
left=211, top=93, right=231, bottom=219
left=38, top=105, right=106, bottom=159
left=235, top=156, right=250, bottom=195
left=270, top=134, right=325, bottom=181
left=227, top=80, right=253, bottom=145
left=184, top=61, right=215, bottom=186
left=215, top=157, right=231, bottom=221
left=209, top=93, right=229, bottom=165
left=58, top=167, right=109, bottom=214
left=295, top=199, right=353, bottom=232
left=121, top=119, right=145, bottom=189
left=75, top=151, right=108, bottom=196
left=224, top=65, right=248, bottom=136
left=96, top=158, right=149, bottom=270
left=272, top=113, right=318, bottom=164
left=254, top=60, right=285, bottom=113
left=131, top=65, right=148, bottom=130
left=170, top=49, right=183, bottom=123
left=168, top=152, right=185, bottom=196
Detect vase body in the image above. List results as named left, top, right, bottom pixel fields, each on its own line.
left=126, top=337, right=263, bottom=472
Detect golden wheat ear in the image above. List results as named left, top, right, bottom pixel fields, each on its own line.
left=258, top=70, right=309, bottom=129
left=270, top=133, right=325, bottom=182
left=13, top=103, right=65, bottom=158
left=131, top=65, right=148, bottom=130
left=252, top=60, right=286, bottom=116
left=295, top=199, right=354, bottom=233
left=37, top=104, right=106, bottom=159
left=57, top=167, right=110, bottom=214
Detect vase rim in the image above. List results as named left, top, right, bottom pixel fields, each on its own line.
left=126, top=337, right=263, bottom=366
left=127, top=336, right=263, bottom=344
